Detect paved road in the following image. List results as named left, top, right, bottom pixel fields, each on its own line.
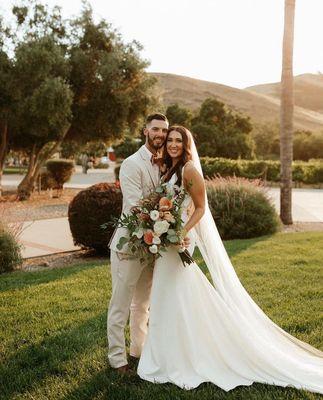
left=2, top=164, right=116, bottom=190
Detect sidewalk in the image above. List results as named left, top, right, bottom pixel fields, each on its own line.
left=18, top=187, right=323, bottom=259
left=19, top=218, right=80, bottom=258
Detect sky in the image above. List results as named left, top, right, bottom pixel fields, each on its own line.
left=1, top=0, right=323, bottom=89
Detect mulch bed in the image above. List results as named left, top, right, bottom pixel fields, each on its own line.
left=0, top=188, right=81, bottom=222
left=281, top=222, right=323, bottom=233
left=21, top=249, right=107, bottom=272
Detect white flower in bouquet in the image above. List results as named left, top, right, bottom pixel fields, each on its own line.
left=154, top=220, right=170, bottom=236
left=132, top=227, right=144, bottom=239
left=152, top=235, right=161, bottom=245
left=150, top=210, right=160, bottom=221
left=149, top=244, right=158, bottom=254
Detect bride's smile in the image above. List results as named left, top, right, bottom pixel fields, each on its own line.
left=166, top=130, right=183, bottom=162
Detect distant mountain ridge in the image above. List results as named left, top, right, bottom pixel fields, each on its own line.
left=150, top=72, right=323, bottom=132
left=246, top=73, right=323, bottom=114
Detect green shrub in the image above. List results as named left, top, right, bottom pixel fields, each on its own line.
left=94, top=162, right=109, bottom=169
left=239, top=160, right=268, bottom=179
left=201, top=157, right=240, bottom=178
left=264, top=160, right=280, bottom=182
left=201, top=157, right=323, bottom=184
left=0, top=226, right=22, bottom=273
left=292, top=162, right=305, bottom=185
left=206, top=176, right=280, bottom=240
left=68, top=182, right=122, bottom=253
left=114, top=137, right=141, bottom=160
left=39, top=169, right=57, bottom=190
left=302, top=161, right=323, bottom=185
left=46, top=159, right=75, bottom=189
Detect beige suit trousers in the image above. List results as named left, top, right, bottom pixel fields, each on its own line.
left=107, top=250, right=153, bottom=368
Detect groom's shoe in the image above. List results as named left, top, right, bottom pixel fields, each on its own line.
left=114, top=364, right=131, bottom=375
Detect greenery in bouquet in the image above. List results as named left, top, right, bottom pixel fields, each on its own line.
left=108, top=182, right=194, bottom=267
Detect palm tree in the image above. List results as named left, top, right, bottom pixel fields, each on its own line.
left=280, top=0, right=296, bottom=224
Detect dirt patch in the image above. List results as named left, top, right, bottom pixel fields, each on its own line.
left=0, top=188, right=81, bottom=222
left=281, top=222, right=323, bottom=233
left=21, top=250, right=108, bottom=272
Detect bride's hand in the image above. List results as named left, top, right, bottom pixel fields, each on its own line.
left=182, top=236, right=190, bottom=248
left=180, top=229, right=190, bottom=248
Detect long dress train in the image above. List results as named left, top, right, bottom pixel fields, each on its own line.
left=137, top=174, right=323, bottom=393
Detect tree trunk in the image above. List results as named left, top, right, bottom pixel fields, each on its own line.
left=280, top=0, right=295, bottom=225
left=17, top=138, right=66, bottom=200
left=0, top=120, right=8, bottom=197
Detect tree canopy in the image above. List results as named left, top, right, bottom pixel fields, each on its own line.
left=0, top=0, right=157, bottom=198
left=191, top=98, right=254, bottom=159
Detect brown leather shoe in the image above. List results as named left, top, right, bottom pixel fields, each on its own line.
left=115, top=364, right=129, bottom=374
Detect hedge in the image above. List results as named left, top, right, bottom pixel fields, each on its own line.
left=200, top=157, right=323, bottom=184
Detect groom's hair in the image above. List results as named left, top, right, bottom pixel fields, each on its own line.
left=146, top=113, right=168, bottom=125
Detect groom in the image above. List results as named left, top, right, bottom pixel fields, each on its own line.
left=107, top=113, right=169, bottom=373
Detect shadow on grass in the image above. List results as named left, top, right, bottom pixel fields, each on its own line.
left=0, top=312, right=106, bottom=400
left=62, top=367, right=314, bottom=400
left=0, top=262, right=105, bottom=293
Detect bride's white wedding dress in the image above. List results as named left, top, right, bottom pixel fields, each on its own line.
left=137, top=172, right=323, bottom=393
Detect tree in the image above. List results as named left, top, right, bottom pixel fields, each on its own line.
left=0, top=14, right=15, bottom=196
left=3, top=1, right=157, bottom=199
left=280, top=0, right=296, bottom=224
left=293, top=130, right=323, bottom=161
left=0, top=50, right=14, bottom=196
left=166, top=104, right=192, bottom=127
left=12, top=36, right=73, bottom=199
left=65, top=4, right=156, bottom=144
left=113, top=136, right=141, bottom=160
left=251, top=123, right=280, bottom=160
left=191, top=98, right=254, bottom=159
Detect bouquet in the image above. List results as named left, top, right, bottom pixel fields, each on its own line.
left=107, top=181, right=194, bottom=267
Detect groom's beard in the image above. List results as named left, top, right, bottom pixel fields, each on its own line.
left=147, top=135, right=165, bottom=151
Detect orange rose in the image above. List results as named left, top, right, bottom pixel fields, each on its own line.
left=159, top=197, right=173, bottom=211
left=163, top=211, right=175, bottom=223
left=143, top=230, right=154, bottom=245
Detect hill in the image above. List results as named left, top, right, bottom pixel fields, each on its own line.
left=151, top=72, right=323, bottom=132
left=246, top=73, right=323, bottom=114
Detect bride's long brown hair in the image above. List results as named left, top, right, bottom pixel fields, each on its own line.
left=162, top=125, right=193, bottom=186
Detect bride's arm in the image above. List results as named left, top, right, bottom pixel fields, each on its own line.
left=182, top=162, right=206, bottom=235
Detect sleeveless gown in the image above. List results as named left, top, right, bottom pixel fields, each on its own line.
left=137, top=173, right=323, bottom=393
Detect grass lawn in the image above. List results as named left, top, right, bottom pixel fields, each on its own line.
left=0, top=232, right=322, bottom=400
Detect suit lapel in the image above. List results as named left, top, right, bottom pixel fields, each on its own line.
left=138, top=145, right=159, bottom=188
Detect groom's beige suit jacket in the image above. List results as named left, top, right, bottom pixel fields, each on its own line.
left=109, top=145, right=160, bottom=254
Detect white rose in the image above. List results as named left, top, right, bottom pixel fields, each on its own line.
left=152, top=235, right=161, bottom=245
left=150, top=210, right=160, bottom=221
left=154, top=220, right=170, bottom=236
left=149, top=244, right=158, bottom=254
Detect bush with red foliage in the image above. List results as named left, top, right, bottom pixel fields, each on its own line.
left=68, top=182, right=122, bottom=253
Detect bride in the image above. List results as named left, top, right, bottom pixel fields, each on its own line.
left=136, top=125, right=323, bottom=394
